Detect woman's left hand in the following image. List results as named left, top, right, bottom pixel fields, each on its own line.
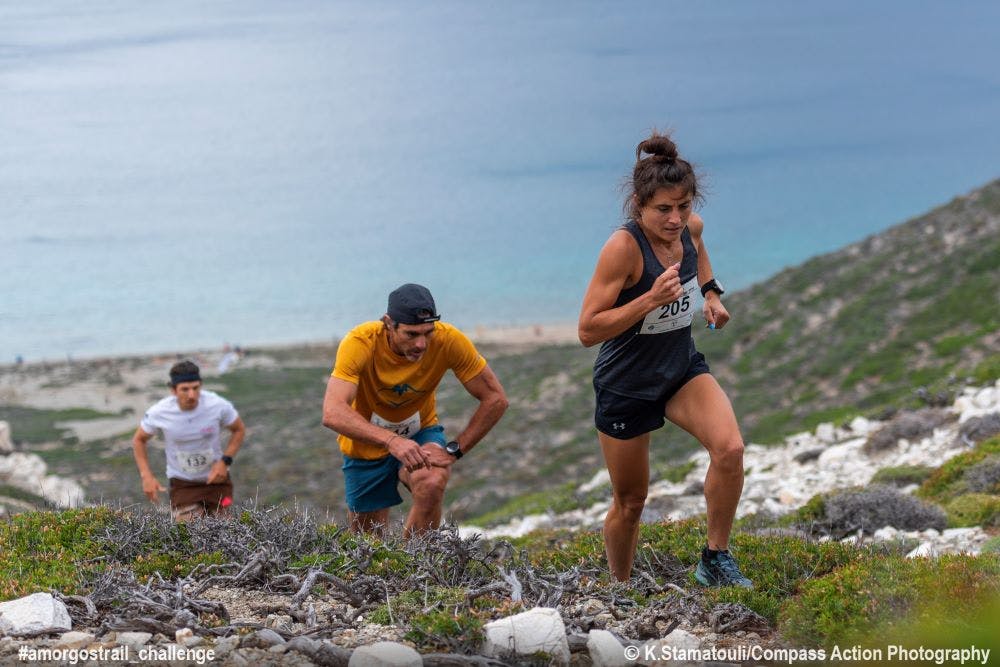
left=703, top=295, right=730, bottom=330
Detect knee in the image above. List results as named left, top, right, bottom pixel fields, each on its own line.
left=613, top=492, right=647, bottom=523
left=410, top=472, right=448, bottom=506
left=709, top=438, right=744, bottom=473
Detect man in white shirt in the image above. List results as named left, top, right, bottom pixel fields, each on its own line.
left=131, top=360, right=246, bottom=521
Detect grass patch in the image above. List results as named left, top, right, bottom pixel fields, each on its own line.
left=917, top=436, right=1000, bottom=503
left=0, top=507, right=115, bottom=598
left=467, top=481, right=607, bottom=528
left=870, top=465, right=935, bottom=487
left=0, top=406, right=121, bottom=443
left=780, top=554, right=1000, bottom=649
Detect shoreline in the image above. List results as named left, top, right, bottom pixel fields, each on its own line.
left=1, top=322, right=582, bottom=372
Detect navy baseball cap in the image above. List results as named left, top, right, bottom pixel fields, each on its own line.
left=387, top=283, right=440, bottom=325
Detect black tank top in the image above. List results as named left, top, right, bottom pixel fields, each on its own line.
left=592, top=220, right=700, bottom=400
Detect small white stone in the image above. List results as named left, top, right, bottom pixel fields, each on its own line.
left=873, top=526, right=898, bottom=541
left=906, top=542, right=936, bottom=559
left=483, top=607, right=569, bottom=665
left=0, top=593, right=72, bottom=636
left=348, top=641, right=422, bottom=666
left=587, top=629, right=628, bottom=667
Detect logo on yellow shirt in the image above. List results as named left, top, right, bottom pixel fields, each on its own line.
left=378, top=383, right=428, bottom=408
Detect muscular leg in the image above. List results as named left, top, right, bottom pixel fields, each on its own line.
left=600, top=433, right=650, bottom=582
left=348, top=509, right=390, bottom=535
left=399, top=466, right=451, bottom=538
left=665, top=374, right=744, bottom=550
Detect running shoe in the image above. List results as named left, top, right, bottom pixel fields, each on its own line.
left=695, top=549, right=754, bottom=588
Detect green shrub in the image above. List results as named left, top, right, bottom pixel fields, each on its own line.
left=981, top=536, right=1000, bottom=554
left=918, top=435, right=1000, bottom=503
left=637, top=519, right=859, bottom=622
left=0, top=507, right=115, bottom=598
left=870, top=465, right=934, bottom=487
left=822, top=485, right=947, bottom=536
left=944, top=493, right=1000, bottom=528
left=404, top=609, right=484, bottom=653
left=779, top=554, right=1000, bottom=649
left=131, top=550, right=228, bottom=580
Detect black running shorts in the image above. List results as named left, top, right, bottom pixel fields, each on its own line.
left=594, top=352, right=710, bottom=440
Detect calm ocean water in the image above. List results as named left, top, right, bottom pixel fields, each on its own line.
left=2, top=1, right=998, bottom=361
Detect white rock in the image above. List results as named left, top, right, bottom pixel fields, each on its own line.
left=849, top=416, right=874, bottom=435
left=815, top=423, right=837, bottom=443
left=55, top=631, right=94, bottom=649
left=873, top=526, right=898, bottom=541
left=213, top=635, right=240, bottom=657
left=483, top=607, right=569, bottom=665
left=637, top=629, right=702, bottom=665
left=587, top=629, right=628, bottom=667
left=0, top=592, right=72, bottom=636
left=579, top=469, right=611, bottom=493
left=941, top=527, right=979, bottom=541
left=348, top=641, right=423, bottom=666
left=817, top=442, right=855, bottom=467
left=116, top=631, right=153, bottom=649
left=906, top=542, right=936, bottom=559
left=921, top=529, right=941, bottom=539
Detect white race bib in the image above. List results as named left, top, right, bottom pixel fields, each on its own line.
left=178, top=446, right=213, bottom=475
left=639, top=277, right=699, bottom=334
left=370, top=411, right=421, bottom=438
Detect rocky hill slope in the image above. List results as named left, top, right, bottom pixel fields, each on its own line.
left=0, top=179, right=997, bottom=523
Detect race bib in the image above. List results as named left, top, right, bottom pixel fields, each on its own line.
left=639, top=277, right=699, bottom=334
left=370, top=411, right=421, bottom=438
left=178, top=446, right=213, bottom=475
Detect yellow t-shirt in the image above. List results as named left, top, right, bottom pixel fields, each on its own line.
left=332, top=320, right=487, bottom=460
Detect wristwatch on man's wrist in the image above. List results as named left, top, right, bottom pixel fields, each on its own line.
left=220, top=455, right=234, bottom=466
left=701, top=278, right=725, bottom=298
left=445, top=440, right=463, bottom=460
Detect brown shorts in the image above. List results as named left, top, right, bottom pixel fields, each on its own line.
left=168, top=477, right=233, bottom=522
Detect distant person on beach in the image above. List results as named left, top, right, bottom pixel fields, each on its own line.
left=578, top=131, right=753, bottom=588
left=322, top=283, right=508, bottom=536
left=131, top=360, right=247, bottom=522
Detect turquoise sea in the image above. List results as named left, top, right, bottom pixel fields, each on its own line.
left=2, top=1, right=999, bottom=360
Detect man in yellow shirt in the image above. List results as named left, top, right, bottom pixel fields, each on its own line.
left=322, top=283, right=508, bottom=535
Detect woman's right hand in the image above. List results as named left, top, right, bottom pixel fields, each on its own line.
left=648, top=262, right=683, bottom=306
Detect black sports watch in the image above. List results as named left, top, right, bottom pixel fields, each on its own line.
left=445, top=440, right=463, bottom=460
left=220, top=455, right=234, bottom=466
left=701, top=278, right=725, bottom=298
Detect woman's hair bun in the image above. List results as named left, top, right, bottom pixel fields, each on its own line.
left=636, top=132, right=678, bottom=161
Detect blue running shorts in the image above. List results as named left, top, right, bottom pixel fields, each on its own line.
left=342, top=424, right=447, bottom=513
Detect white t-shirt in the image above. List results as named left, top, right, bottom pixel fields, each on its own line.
left=140, top=389, right=239, bottom=482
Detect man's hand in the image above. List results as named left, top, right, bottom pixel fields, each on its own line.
left=142, top=474, right=166, bottom=503
left=424, top=444, right=457, bottom=469
left=386, top=436, right=431, bottom=472
left=207, top=460, right=230, bottom=484
left=703, top=293, right=731, bottom=330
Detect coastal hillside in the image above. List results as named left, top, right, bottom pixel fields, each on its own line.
left=0, top=180, right=997, bottom=522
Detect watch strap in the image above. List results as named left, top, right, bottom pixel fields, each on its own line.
left=701, top=279, right=723, bottom=298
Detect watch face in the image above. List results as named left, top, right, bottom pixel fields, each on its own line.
left=715, top=279, right=725, bottom=294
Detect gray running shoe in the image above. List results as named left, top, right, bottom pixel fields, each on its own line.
left=695, top=550, right=754, bottom=588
